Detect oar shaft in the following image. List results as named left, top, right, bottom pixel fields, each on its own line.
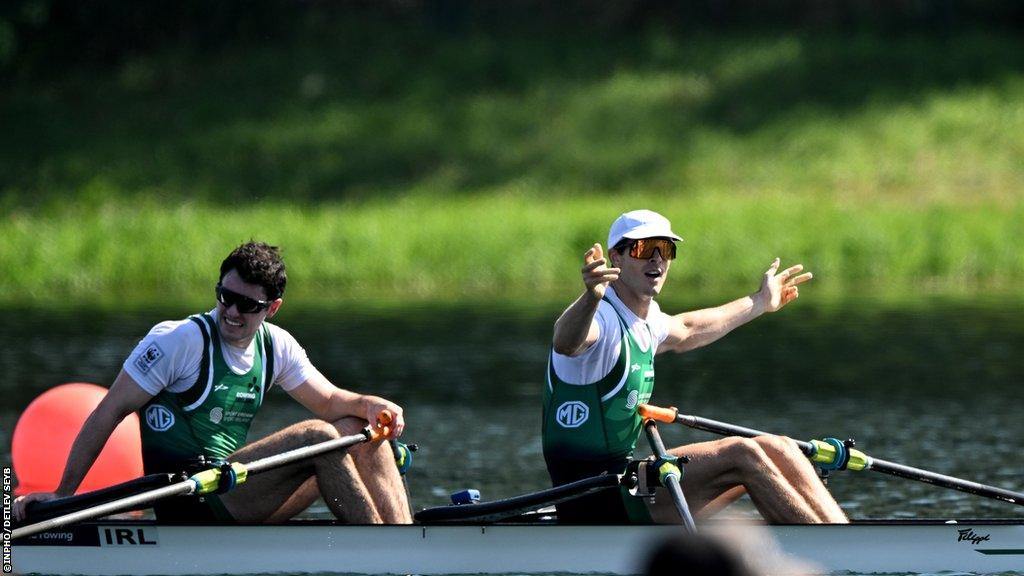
left=675, top=413, right=816, bottom=456
left=870, top=457, right=1022, bottom=505
left=14, top=429, right=376, bottom=539
left=643, top=421, right=696, bottom=531
left=641, top=404, right=1024, bottom=507
left=678, top=413, right=1024, bottom=505
left=244, top=431, right=372, bottom=474
left=24, top=473, right=177, bottom=524
left=13, top=483, right=194, bottom=539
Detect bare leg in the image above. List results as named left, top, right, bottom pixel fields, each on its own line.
left=265, top=477, right=319, bottom=523
left=647, top=437, right=847, bottom=524
left=752, top=435, right=847, bottom=523
left=219, top=418, right=409, bottom=523
left=696, top=485, right=747, bottom=519
left=333, top=417, right=412, bottom=523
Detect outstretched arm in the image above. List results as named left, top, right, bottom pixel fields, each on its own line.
left=660, top=258, right=812, bottom=354
left=552, top=243, right=620, bottom=356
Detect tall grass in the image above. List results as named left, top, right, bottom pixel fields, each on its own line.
left=1, top=192, right=1020, bottom=309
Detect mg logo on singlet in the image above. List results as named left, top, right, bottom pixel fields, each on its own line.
left=145, top=404, right=175, bottom=432
left=555, top=401, right=589, bottom=428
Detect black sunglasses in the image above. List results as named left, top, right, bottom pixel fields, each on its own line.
left=216, top=284, right=271, bottom=313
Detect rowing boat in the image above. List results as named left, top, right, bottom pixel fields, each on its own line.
left=12, top=517, right=1024, bottom=574
left=11, top=405, right=1024, bottom=575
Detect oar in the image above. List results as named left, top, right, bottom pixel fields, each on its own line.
left=416, top=474, right=623, bottom=524
left=21, top=473, right=178, bottom=524
left=13, top=424, right=386, bottom=539
left=642, top=419, right=697, bottom=531
left=639, top=404, right=1024, bottom=507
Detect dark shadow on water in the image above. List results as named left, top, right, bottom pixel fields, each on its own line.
left=2, top=299, right=1020, bottom=409
left=315, top=298, right=1024, bottom=414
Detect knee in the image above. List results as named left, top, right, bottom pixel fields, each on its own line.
left=754, top=435, right=809, bottom=465
left=330, top=416, right=369, bottom=436
left=723, top=437, right=770, bottom=469
left=298, top=419, right=342, bottom=444
left=363, top=438, right=395, bottom=463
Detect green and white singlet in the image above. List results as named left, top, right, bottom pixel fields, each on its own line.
left=140, top=313, right=275, bottom=474
left=542, top=302, right=655, bottom=462
left=125, top=309, right=317, bottom=521
left=542, top=293, right=659, bottom=522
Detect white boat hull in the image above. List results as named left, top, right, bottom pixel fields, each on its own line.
left=12, top=519, right=1024, bottom=575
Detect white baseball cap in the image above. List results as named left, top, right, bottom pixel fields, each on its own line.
left=607, top=209, right=683, bottom=249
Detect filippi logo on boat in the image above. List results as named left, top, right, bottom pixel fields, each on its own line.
left=555, top=401, right=589, bottom=428
left=145, top=405, right=175, bottom=432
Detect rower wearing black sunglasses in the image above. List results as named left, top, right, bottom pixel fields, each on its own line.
left=14, top=241, right=411, bottom=526
left=542, top=209, right=847, bottom=525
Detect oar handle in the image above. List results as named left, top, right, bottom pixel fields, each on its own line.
left=370, top=409, right=394, bottom=441
left=638, top=403, right=678, bottom=423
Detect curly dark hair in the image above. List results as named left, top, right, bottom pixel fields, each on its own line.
left=219, top=241, right=288, bottom=300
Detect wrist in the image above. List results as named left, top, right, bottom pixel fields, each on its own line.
left=54, top=484, right=75, bottom=498
left=358, top=395, right=376, bottom=413
left=750, top=291, right=768, bottom=315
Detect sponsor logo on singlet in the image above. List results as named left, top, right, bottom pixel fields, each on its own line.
left=209, top=407, right=224, bottom=424
left=555, top=401, right=589, bottom=428
left=145, top=404, right=175, bottom=432
left=235, top=391, right=257, bottom=402
left=133, top=342, right=165, bottom=374
left=625, top=389, right=639, bottom=409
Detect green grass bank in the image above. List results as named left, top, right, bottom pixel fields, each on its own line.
left=2, top=192, right=1021, bottom=310
left=2, top=28, right=1023, bottom=308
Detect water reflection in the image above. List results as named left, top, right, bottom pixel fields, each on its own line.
left=1, top=300, right=1022, bottom=519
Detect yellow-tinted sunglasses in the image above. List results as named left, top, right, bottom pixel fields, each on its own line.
left=627, top=238, right=677, bottom=260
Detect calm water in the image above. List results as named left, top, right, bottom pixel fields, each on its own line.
left=3, top=299, right=1024, bottom=574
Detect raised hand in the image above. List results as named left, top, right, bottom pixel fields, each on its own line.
left=582, top=243, right=620, bottom=300
left=759, top=258, right=813, bottom=313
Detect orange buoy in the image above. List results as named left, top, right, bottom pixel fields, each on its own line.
left=12, top=382, right=142, bottom=496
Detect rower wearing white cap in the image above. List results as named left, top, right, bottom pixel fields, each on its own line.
left=542, top=209, right=847, bottom=524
